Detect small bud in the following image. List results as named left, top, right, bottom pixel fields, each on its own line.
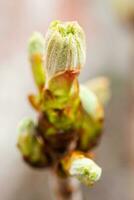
left=17, top=118, right=47, bottom=166
left=44, top=20, right=86, bottom=79
left=17, top=118, right=36, bottom=157
left=79, top=85, right=104, bottom=122
left=28, top=32, right=45, bottom=56
left=28, top=32, right=45, bottom=89
left=69, top=157, right=102, bottom=186
left=85, top=77, right=111, bottom=105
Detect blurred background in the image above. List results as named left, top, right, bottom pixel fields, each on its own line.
left=0, top=0, right=134, bottom=199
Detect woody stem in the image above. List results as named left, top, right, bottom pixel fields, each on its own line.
left=48, top=171, right=83, bottom=200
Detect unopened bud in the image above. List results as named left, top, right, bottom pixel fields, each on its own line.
left=28, top=32, right=45, bottom=89
left=69, top=157, right=102, bottom=186
left=85, top=77, right=111, bottom=105
left=17, top=118, right=47, bottom=165
left=44, top=20, right=86, bottom=79
left=80, top=85, right=104, bottom=122
left=28, top=32, right=45, bottom=56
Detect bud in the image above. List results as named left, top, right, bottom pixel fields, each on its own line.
left=79, top=85, right=104, bottom=122
left=69, top=157, right=102, bottom=186
left=44, top=20, right=86, bottom=79
left=28, top=32, right=45, bottom=56
left=17, top=118, right=47, bottom=166
left=28, top=32, right=45, bottom=89
left=85, top=77, right=111, bottom=105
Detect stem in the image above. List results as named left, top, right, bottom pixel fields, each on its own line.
left=48, top=171, right=83, bottom=200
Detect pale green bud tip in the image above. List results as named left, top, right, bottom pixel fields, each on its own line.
left=28, top=32, right=45, bottom=56
left=49, top=20, right=85, bottom=38
left=17, top=118, right=35, bottom=156
left=44, top=20, right=86, bottom=78
left=80, top=85, right=104, bottom=121
left=69, top=158, right=102, bottom=186
left=18, top=118, right=35, bottom=134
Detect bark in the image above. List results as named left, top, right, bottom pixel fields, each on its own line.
left=48, top=171, right=83, bottom=200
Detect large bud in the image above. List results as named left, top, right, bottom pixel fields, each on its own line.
left=44, top=20, right=86, bottom=80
